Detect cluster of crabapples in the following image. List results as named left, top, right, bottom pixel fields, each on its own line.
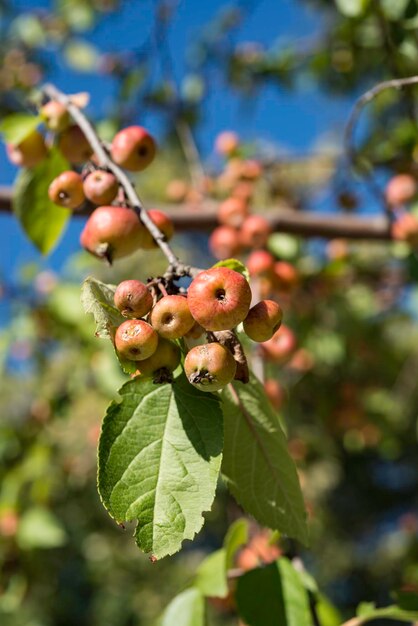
left=112, top=266, right=283, bottom=392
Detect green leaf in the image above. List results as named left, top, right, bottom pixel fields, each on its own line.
left=213, top=258, right=250, bottom=281
left=81, top=276, right=138, bottom=375
left=356, top=601, right=418, bottom=624
left=394, top=590, right=418, bottom=611
left=381, top=0, right=409, bottom=20
left=160, top=588, right=205, bottom=626
left=195, top=548, right=228, bottom=598
left=17, top=507, right=67, bottom=550
left=236, top=558, right=311, bottom=626
left=12, top=148, right=71, bottom=254
left=335, top=0, right=369, bottom=17
left=224, top=518, right=249, bottom=568
left=0, top=113, right=41, bottom=145
left=81, top=277, right=122, bottom=339
left=222, top=374, right=308, bottom=545
left=315, top=594, right=342, bottom=626
left=98, top=374, right=223, bottom=559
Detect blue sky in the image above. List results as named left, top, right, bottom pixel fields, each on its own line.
left=1, top=0, right=354, bottom=294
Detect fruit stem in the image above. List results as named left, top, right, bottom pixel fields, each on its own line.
left=42, top=83, right=202, bottom=278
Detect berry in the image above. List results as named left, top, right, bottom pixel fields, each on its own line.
left=247, top=250, right=275, bottom=277
left=58, top=125, right=93, bottom=164
left=83, top=170, right=119, bottom=205
left=209, top=226, right=241, bottom=260
left=243, top=300, right=283, bottom=342
left=135, top=337, right=180, bottom=382
left=150, top=295, right=195, bottom=339
left=40, top=100, right=70, bottom=132
left=215, top=131, right=239, bottom=157
left=139, top=210, right=174, bottom=249
left=48, top=171, right=85, bottom=210
left=385, top=174, right=417, bottom=207
left=217, top=196, right=248, bottom=227
left=115, top=319, right=158, bottom=361
left=264, top=379, right=285, bottom=410
left=111, top=125, right=156, bottom=171
left=80, top=205, right=145, bottom=262
left=6, top=130, right=48, bottom=168
left=114, top=280, right=153, bottom=318
left=261, top=324, right=296, bottom=363
left=240, top=215, right=271, bottom=248
left=184, top=342, right=237, bottom=392
left=188, top=267, right=252, bottom=331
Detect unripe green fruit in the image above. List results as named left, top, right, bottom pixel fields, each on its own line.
left=243, top=299, right=283, bottom=342
left=80, top=205, right=145, bottom=263
left=111, top=125, right=156, bottom=171
left=58, top=125, right=93, bottom=164
left=115, top=319, right=158, bottom=361
left=114, top=280, right=153, bottom=318
left=40, top=100, right=70, bottom=132
left=6, top=130, right=48, bottom=168
left=48, top=170, right=85, bottom=209
left=150, top=295, right=195, bottom=339
left=187, top=267, right=252, bottom=331
left=83, top=170, right=119, bottom=205
left=139, top=210, right=174, bottom=249
left=184, top=342, right=237, bottom=392
left=135, top=337, right=180, bottom=382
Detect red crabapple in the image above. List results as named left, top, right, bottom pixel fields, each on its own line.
left=135, top=337, right=180, bottom=382
left=261, top=324, right=297, bottom=363
left=139, top=210, right=174, bottom=249
left=111, top=125, right=156, bottom=171
left=48, top=171, right=85, bottom=210
left=247, top=250, right=275, bottom=277
left=115, top=319, right=158, bottom=361
left=273, top=261, right=299, bottom=291
left=385, top=174, right=417, bottom=207
left=209, top=226, right=241, bottom=260
left=83, top=170, right=119, bottom=205
left=218, top=196, right=249, bottom=227
left=184, top=342, right=237, bottom=392
left=150, top=295, right=195, bottom=339
left=243, top=300, right=283, bottom=342
left=240, top=215, right=271, bottom=248
left=114, top=280, right=153, bottom=318
left=264, top=379, right=285, bottom=411
left=187, top=267, right=252, bottom=331
left=58, top=125, right=93, bottom=164
left=80, top=205, right=145, bottom=262
left=215, top=131, right=239, bottom=157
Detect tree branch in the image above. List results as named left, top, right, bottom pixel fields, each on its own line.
left=41, top=83, right=193, bottom=276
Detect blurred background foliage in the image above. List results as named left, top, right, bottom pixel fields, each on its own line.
left=1, top=0, right=418, bottom=625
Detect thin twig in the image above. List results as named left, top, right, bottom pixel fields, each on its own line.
left=42, top=83, right=200, bottom=278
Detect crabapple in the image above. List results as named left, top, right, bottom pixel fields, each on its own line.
left=243, top=299, right=283, bottom=342
left=209, top=226, right=241, bottom=260
left=48, top=171, right=85, bottom=210
left=115, top=319, right=158, bottom=361
left=273, top=261, right=299, bottom=291
left=166, top=179, right=189, bottom=203
left=261, top=324, right=296, bottom=363
left=80, top=205, right=145, bottom=262
left=6, top=130, right=48, bottom=168
left=135, top=337, right=180, bottom=382
left=264, top=379, right=285, bottom=410
left=150, top=295, right=195, bottom=339
left=385, top=173, right=417, bottom=207
left=139, top=209, right=174, bottom=249
left=83, top=170, right=119, bottom=205
left=217, top=196, right=248, bottom=227
left=240, top=159, right=262, bottom=180
left=247, top=250, right=275, bottom=277
left=232, top=180, right=254, bottom=203
left=114, top=280, right=153, bottom=318
left=111, top=125, right=156, bottom=171
left=58, top=125, right=93, bottom=164
left=240, top=215, right=271, bottom=249
left=215, top=131, right=239, bottom=157
left=187, top=267, right=252, bottom=331
left=40, top=100, right=70, bottom=132
left=391, top=212, right=418, bottom=246
left=184, top=342, right=237, bottom=392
